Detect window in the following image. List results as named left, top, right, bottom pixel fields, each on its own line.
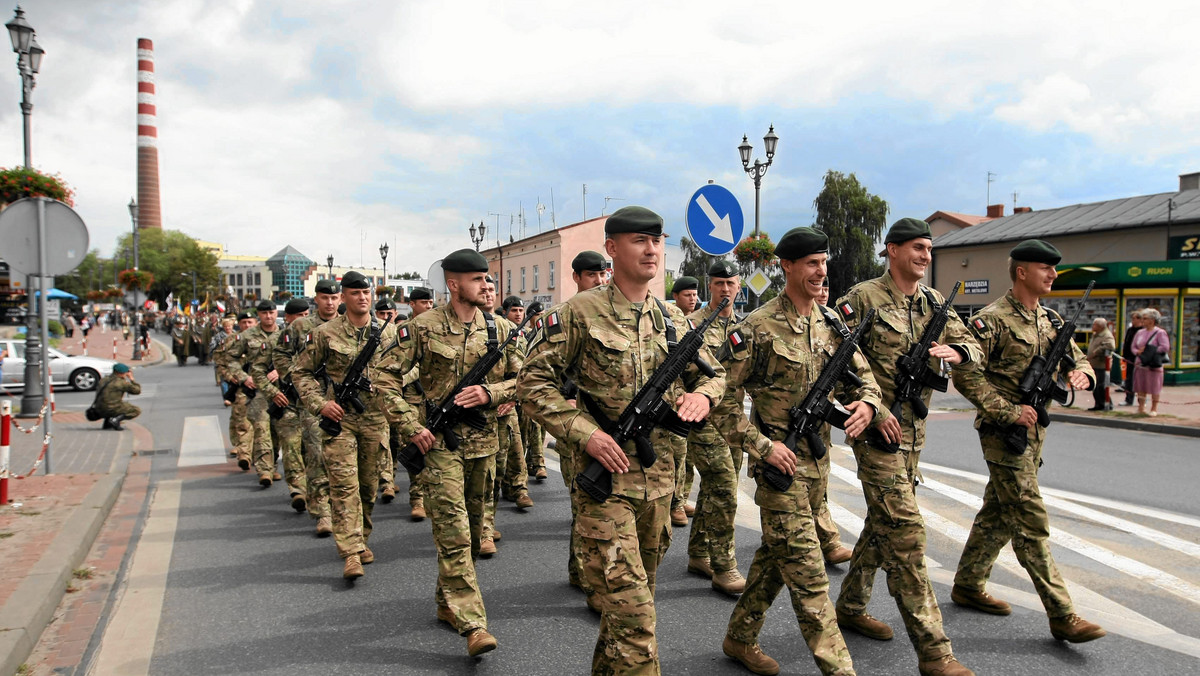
left=533, top=265, right=539, bottom=291
left=548, top=261, right=555, bottom=289
left=520, top=267, right=526, bottom=293
left=236, top=273, right=243, bottom=286
left=507, top=270, right=512, bottom=295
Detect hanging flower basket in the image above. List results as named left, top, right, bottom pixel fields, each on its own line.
left=734, top=234, right=777, bottom=267
left=376, top=285, right=394, bottom=297
left=278, top=291, right=293, bottom=300
left=85, top=290, right=104, bottom=301
left=0, top=167, right=75, bottom=206
left=104, top=287, right=125, bottom=300
left=118, top=268, right=155, bottom=291
left=244, top=292, right=258, bottom=302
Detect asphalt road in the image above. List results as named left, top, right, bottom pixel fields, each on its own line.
left=84, top=362, right=1200, bottom=675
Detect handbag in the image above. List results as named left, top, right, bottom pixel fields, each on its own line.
left=1139, top=330, right=1166, bottom=368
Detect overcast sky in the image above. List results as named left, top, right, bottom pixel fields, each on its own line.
left=3, top=0, right=1197, bottom=276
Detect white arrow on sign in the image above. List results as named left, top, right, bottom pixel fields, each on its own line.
left=696, top=194, right=733, bottom=243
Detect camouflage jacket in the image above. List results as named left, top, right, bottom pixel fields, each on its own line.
left=93, top=373, right=140, bottom=412
left=686, top=302, right=741, bottom=446
left=247, top=325, right=286, bottom=401
left=292, top=314, right=400, bottom=420
left=710, top=293, right=882, bottom=503
left=836, top=272, right=982, bottom=452
left=381, top=305, right=521, bottom=459
left=276, top=312, right=333, bottom=383
left=214, top=327, right=257, bottom=383
left=516, top=284, right=726, bottom=501
left=952, top=290, right=1095, bottom=463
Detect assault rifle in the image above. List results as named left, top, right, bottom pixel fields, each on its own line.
left=762, top=309, right=876, bottom=492
left=319, top=316, right=396, bottom=437
left=267, top=377, right=299, bottom=420
left=574, top=298, right=729, bottom=503
left=1002, top=281, right=1094, bottom=454
left=396, top=311, right=535, bottom=474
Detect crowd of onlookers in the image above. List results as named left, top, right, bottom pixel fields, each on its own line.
left=1087, top=308, right=1171, bottom=416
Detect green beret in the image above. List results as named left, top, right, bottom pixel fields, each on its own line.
left=572, top=250, right=606, bottom=273
left=502, top=295, right=523, bottom=310
left=1010, top=239, right=1062, bottom=265
left=408, top=287, right=432, bottom=301
left=113, top=362, right=130, bottom=374
left=223, top=312, right=237, bottom=320
left=340, top=271, right=370, bottom=289
left=485, top=275, right=496, bottom=284
left=671, top=276, right=699, bottom=294
left=237, top=310, right=255, bottom=321
left=314, top=279, right=340, bottom=295
left=284, top=299, right=309, bottom=315
left=605, top=206, right=664, bottom=237
left=884, top=217, right=932, bottom=245
left=708, top=260, right=738, bottom=278
left=255, top=299, right=275, bottom=312
left=528, top=302, right=544, bottom=316
left=775, top=226, right=829, bottom=260
left=441, top=248, right=489, bottom=273
left=374, top=297, right=396, bottom=312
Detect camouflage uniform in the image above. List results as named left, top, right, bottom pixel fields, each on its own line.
left=214, top=329, right=254, bottom=464
left=711, top=293, right=882, bottom=676
left=520, top=409, right=545, bottom=476
left=392, top=358, right=426, bottom=508
left=253, top=324, right=307, bottom=498
left=284, top=313, right=334, bottom=520
left=293, top=315, right=398, bottom=559
left=479, top=331, right=526, bottom=541
left=233, top=324, right=279, bottom=477
left=383, top=306, right=519, bottom=636
left=834, top=272, right=982, bottom=661
left=684, top=303, right=743, bottom=574
left=92, top=372, right=141, bottom=419
left=517, top=284, right=725, bottom=675
left=952, top=290, right=1094, bottom=618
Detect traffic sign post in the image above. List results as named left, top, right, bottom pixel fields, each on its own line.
left=684, top=184, right=744, bottom=256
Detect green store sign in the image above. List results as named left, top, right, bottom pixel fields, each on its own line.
left=1056, top=259, right=1200, bottom=287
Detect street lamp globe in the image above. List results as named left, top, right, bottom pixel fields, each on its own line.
left=738, top=135, right=752, bottom=167
left=128, top=197, right=138, bottom=221
left=5, top=7, right=33, bottom=55
left=27, top=35, right=41, bottom=72
left=379, top=243, right=388, bottom=259
left=479, top=222, right=486, bottom=239
left=763, top=125, right=779, bottom=159
left=469, top=222, right=476, bottom=240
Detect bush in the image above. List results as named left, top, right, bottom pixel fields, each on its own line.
left=48, top=319, right=63, bottom=336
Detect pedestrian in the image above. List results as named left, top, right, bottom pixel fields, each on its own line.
left=951, top=239, right=1105, bottom=644
left=90, top=363, right=141, bottom=430
left=1086, top=317, right=1115, bottom=411
left=518, top=207, right=725, bottom=675
left=1118, top=311, right=1143, bottom=405
left=833, top=217, right=977, bottom=676
left=1132, top=308, right=1170, bottom=417
left=62, top=313, right=76, bottom=338
left=81, top=315, right=91, bottom=338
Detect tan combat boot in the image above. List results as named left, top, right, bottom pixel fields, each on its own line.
left=343, top=554, right=364, bottom=580
left=437, top=605, right=457, bottom=630
left=410, top=499, right=426, bottom=521
left=258, top=472, right=272, bottom=487
left=272, top=471, right=282, bottom=481
left=712, top=569, right=747, bottom=596
left=1049, top=614, right=1106, bottom=643
left=479, top=537, right=496, bottom=557
left=315, top=516, right=333, bottom=537
left=534, top=467, right=548, bottom=481
left=466, top=628, right=498, bottom=656
left=837, top=610, right=894, bottom=640
left=290, top=493, right=306, bottom=513
left=951, top=584, right=1012, bottom=615
left=360, top=547, right=374, bottom=564
left=722, top=635, right=780, bottom=675
left=381, top=485, right=396, bottom=504
left=492, top=529, right=502, bottom=541
left=683, top=503, right=696, bottom=517
left=824, top=545, right=853, bottom=565
left=515, top=493, right=534, bottom=509
left=671, top=506, right=688, bottom=527
left=687, top=557, right=714, bottom=578
left=919, top=655, right=974, bottom=676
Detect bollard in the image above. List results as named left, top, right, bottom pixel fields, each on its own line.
left=1, top=400, right=10, bottom=504
left=49, top=384, right=55, bottom=413
left=82, top=335, right=88, bottom=356
left=112, top=336, right=118, bottom=360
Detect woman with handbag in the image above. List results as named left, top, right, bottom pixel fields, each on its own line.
left=1131, top=308, right=1170, bottom=416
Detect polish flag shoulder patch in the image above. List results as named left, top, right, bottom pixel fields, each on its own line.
left=544, top=312, right=563, bottom=336
left=728, top=329, right=748, bottom=352
left=398, top=326, right=411, bottom=342
left=838, top=302, right=855, bottom=320
left=972, top=318, right=986, bottom=331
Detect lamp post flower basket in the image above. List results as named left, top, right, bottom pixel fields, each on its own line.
left=0, top=166, right=75, bottom=206
left=278, top=291, right=292, bottom=301
left=104, top=287, right=125, bottom=300
left=85, top=290, right=104, bottom=301
left=376, top=285, right=394, bottom=297
left=119, top=269, right=155, bottom=291
left=244, top=292, right=258, bottom=302
left=734, top=234, right=777, bottom=267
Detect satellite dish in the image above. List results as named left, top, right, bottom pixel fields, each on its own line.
left=426, top=259, right=447, bottom=304
left=0, top=198, right=89, bottom=276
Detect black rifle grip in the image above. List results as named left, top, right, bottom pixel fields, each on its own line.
left=760, top=463, right=794, bottom=491
left=806, top=431, right=827, bottom=461
left=575, top=459, right=613, bottom=502
left=397, top=442, right=425, bottom=474
left=634, top=435, right=657, bottom=468
left=910, top=397, right=929, bottom=420
left=319, top=416, right=341, bottom=437
left=1003, top=425, right=1028, bottom=454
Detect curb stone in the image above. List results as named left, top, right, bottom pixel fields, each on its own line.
left=1048, top=411, right=1200, bottom=439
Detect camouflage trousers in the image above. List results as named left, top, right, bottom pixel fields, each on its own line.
left=686, top=436, right=740, bottom=572
left=813, top=470, right=844, bottom=555
left=321, top=411, right=385, bottom=558
left=837, top=443, right=952, bottom=661
left=229, top=389, right=252, bottom=461
left=247, top=394, right=276, bottom=476
left=378, top=423, right=397, bottom=491
left=302, top=409, right=330, bottom=519
left=669, top=435, right=688, bottom=512
left=520, top=412, right=545, bottom=472
left=574, top=490, right=671, bottom=676
left=727, top=474, right=855, bottom=676
left=550, top=435, right=591, bottom=595
left=98, top=402, right=140, bottom=420
left=274, top=406, right=307, bottom=498
left=388, top=426, right=423, bottom=505
left=422, top=446, right=495, bottom=635
left=954, top=441, right=1073, bottom=618
left=483, top=412, right=526, bottom=539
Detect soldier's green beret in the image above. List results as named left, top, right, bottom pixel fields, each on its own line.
left=884, top=217, right=932, bottom=245
left=314, top=279, right=340, bottom=295
left=572, top=250, right=606, bottom=273
left=441, top=249, right=489, bottom=273
left=528, top=302, right=544, bottom=316
left=113, top=363, right=130, bottom=374
left=374, top=297, right=397, bottom=312
left=340, top=271, right=370, bottom=289
left=605, top=206, right=665, bottom=237
left=284, top=299, right=309, bottom=315
left=237, top=310, right=255, bottom=321
left=708, top=260, right=738, bottom=278
left=775, top=226, right=828, bottom=260
left=223, top=311, right=237, bottom=320
left=408, top=287, right=432, bottom=301
left=255, top=299, right=275, bottom=312
left=671, top=276, right=699, bottom=294
left=502, top=295, right=524, bottom=310
left=485, top=275, right=496, bottom=284
left=1010, top=239, right=1062, bottom=265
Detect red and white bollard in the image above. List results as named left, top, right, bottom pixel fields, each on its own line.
left=1, top=400, right=11, bottom=504
left=82, top=335, right=88, bottom=356
left=49, top=384, right=56, bottom=413
left=112, top=336, right=118, bottom=360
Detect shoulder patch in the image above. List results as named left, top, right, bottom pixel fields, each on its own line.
left=398, top=326, right=411, bottom=342
left=687, top=318, right=697, bottom=331
left=728, top=329, right=748, bottom=352
left=837, top=302, right=855, bottom=320
left=971, top=317, right=992, bottom=335
left=544, top=311, right=563, bottom=337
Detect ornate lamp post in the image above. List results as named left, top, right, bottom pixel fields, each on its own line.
left=469, top=221, right=486, bottom=251
left=379, top=243, right=389, bottom=291
left=129, top=198, right=143, bottom=360
left=737, top=125, right=779, bottom=310
left=326, top=254, right=334, bottom=279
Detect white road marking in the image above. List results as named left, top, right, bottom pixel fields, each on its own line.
left=89, top=480, right=182, bottom=676
left=177, top=415, right=228, bottom=467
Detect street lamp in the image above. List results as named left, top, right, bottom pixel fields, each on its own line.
left=738, top=125, right=779, bottom=310
left=469, top=221, right=486, bottom=251
left=326, top=254, right=334, bottom=279
left=379, top=243, right=389, bottom=291
left=129, top=198, right=143, bottom=360
left=9, top=6, right=46, bottom=417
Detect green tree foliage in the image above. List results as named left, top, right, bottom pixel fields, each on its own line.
left=55, top=230, right=221, bottom=309
left=677, top=236, right=738, bottom=302
left=812, top=170, right=888, bottom=301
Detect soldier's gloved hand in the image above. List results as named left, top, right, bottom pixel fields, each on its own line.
left=586, top=429, right=629, bottom=474
left=929, top=341, right=963, bottom=365
left=675, top=392, right=711, bottom=422
left=243, top=377, right=256, bottom=390
left=878, top=414, right=902, bottom=444
left=272, top=392, right=289, bottom=408
left=411, top=428, right=435, bottom=454
left=496, top=401, right=517, bottom=416
left=1067, top=370, right=1091, bottom=390
left=1015, top=404, right=1038, bottom=428
left=453, top=385, right=491, bottom=409
left=320, top=401, right=344, bottom=422
left=766, top=441, right=796, bottom=476
left=843, top=400, right=875, bottom=438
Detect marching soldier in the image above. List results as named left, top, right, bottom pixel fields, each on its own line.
left=671, top=275, right=701, bottom=525
left=683, top=260, right=747, bottom=596
left=393, top=286, right=436, bottom=522
left=253, top=298, right=312, bottom=511
left=478, top=277, right=524, bottom=557
left=236, top=300, right=284, bottom=487
left=215, top=311, right=259, bottom=469
left=951, top=240, right=1106, bottom=643
left=293, top=271, right=398, bottom=579
left=374, top=296, right=400, bottom=504
left=518, top=207, right=725, bottom=674
left=813, top=278, right=853, bottom=564
left=710, top=227, right=880, bottom=676
left=495, top=296, right=534, bottom=508
left=384, top=250, right=519, bottom=657
left=833, top=218, right=978, bottom=676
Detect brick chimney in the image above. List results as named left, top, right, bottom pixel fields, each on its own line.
left=136, top=38, right=162, bottom=229
left=986, top=204, right=1005, bottom=218
left=1181, top=172, right=1199, bottom=191
left=1014, top=206, right=1032, bottom=214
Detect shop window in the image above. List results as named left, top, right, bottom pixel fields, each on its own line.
left=548, top=261, right=555, bottom=289
left=1125, top=296, right=1177, bottom=364
left=1182, top=297, right=1200, bottom=364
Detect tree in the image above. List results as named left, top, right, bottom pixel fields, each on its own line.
left=813, top=170, right=888, bottom=301
left=397, top=271, right=422, bottom=280
left=677, top=236, right=736, bottom=302
left=110, top=229, right=222, bottom=308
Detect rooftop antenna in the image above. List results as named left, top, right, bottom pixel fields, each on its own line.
left=489, top=212, right=513, bottom=241
left=986, top=171, right=996, bottom=210
left=582, top=183, right=588, bottom=220
left=519, top=201, right=526, bottom=239
left=1012, top=191, right=1019, bottom=210
left=603, top=196, right=625, bottom=215
left=536, top=198, right=545, bottom=232
left=550, top=187, right=557, bottom=228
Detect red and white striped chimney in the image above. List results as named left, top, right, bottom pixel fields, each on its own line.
left=136, top=38, right=162, bottom=230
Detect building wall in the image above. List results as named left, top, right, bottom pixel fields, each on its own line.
left=218, top=262, right=274, bottom=302
left=300, top=266, right=386, bottom=297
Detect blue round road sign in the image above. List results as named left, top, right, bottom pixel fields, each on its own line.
left=685, top=184, right=744, bottom=256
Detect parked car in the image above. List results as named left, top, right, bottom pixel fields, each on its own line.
left=0, top=339, right=117, bottom=391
